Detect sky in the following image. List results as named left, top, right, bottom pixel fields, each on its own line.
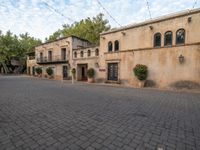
left=0, top=0, right=199, bottom=41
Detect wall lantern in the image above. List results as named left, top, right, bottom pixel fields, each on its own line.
left=121, top=31, right=126, bottom=35
left=188, top=17, right=192, bottom=23
left=149, top=25, right=153, bottom=30
left=100, top=36, right=105, bottom=40
left=178, top=54, right=184, bottom=64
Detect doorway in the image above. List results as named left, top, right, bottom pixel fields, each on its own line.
left=28, top=67, right=30, bottom=75
left=108, top=63, right=118, bottom=81
left=32, top=67, right=35, bottom=75
left=63, top=66, right=68, bottom=79
left=77, top=64, right=88, bottom=81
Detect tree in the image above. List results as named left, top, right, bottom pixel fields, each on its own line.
left=46, top=13, right=111, bottom=44
left=0, top=31, right=41, bottom=72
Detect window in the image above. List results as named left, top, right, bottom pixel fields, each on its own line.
left=108, top=41, right=113, bottom=52
left=48, top=51, right=52, bottom=61
left=95, top=48, right=99, bottom=56
left=114, top=40, right=119, bottom=51
left=154, top=33, right=161, bottom=47
left=80, top=51, right=84, bottom=57
left=176, top=29, right=185, bottom=44
left=61, top=48, right=66, bottom=60
left=164, top=31, right=173, bottom=46
left=74, top=52, right=77, bottom=58
left=87, top=50, right=91, bottom=57
left=40, top=52, right=43, bottom=62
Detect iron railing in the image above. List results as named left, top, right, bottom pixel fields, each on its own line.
left=36, top=55, right=67, bottom=64
left=28, top=56, right=35, bottom=60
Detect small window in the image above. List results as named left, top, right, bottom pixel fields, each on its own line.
left=80, top=51, right=84, bottom=57
left=108, top=41, right=113, bottom=52
left=164, top=31, right=173, bottom=46
left=154, top=33, right=161, bottom=47
left=74, top=52, right=77, bottom=58
left=48, top=51, right=52, bottom=61
left=61, top=48, right=66, bottom=60
left=114, top=40, right=119, bottom=51
left=87, top=50, right=91, bottom=57
left=95, top=48, right=99, bottom=56
left=176, top=29, right=185, bottom=44
left=39, top=52, right=43, bottom=62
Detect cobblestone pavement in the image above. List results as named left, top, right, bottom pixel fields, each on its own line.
left=0, top=76, right=200, bottom=150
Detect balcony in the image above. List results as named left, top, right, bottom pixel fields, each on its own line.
left=36, top=55, right=68, bottom=64
left=28, top=56, right=35, bottom=60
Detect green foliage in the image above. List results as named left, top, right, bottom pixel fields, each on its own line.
left=71, top=68, right=76, bottom=75
left=87, top=68, right=95, bottom=78
left=46, top=13, right=111, bottom=44
left=35, top=67, right=42, bottom=75
left=133, top=64, right=148, bottom=81
left=0, top=31, right=41, bottom=66
left=46, top=67, right=53, bottom=76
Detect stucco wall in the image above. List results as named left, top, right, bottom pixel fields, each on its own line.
left=98, top=10, right=200, bottom=88
left=27, top=58, right=37, bottom=75
left=100, top=11, right=200, bottom=51
left=72, top=46, right=100, bottom=81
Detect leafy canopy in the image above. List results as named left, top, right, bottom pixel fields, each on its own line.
left=46, top=13, right=110, bottom=44
left=0, top=30, right=41, bottom=64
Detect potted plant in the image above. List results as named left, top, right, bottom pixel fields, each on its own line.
left=46, top=67, right=53, bottom=79
left=87, top=68, right=95, bottom=83
left=133, top=64, right=148, bottom=87
left=71, top=68, right=76, bottom=79
left=35, top=67, right=42, bottom=77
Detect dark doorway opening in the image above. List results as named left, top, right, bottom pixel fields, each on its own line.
left=63, top=66, right=68, bottom=79
left=32, top=67, right=35, bottom=75
left=108, top=63, right=118, bottom=81
left=77, top=64, right=88, bottom=81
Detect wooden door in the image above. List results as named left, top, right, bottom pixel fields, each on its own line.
left=108, top=63, right=118, bottom=81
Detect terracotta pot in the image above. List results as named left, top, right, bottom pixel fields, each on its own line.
left=88, top=78, right=95, bottom=83
left=138, top=80, right=145, bottom=88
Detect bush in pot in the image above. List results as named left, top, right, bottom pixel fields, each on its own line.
left=133, top=64, right=148, bottom=87
left=35, top=67, right=42, bottom=77
left=46, top=67, right=53, bottom=78
left=87, top=68, right=95, bottom=83
left=71, top=68, right=76, bottom=79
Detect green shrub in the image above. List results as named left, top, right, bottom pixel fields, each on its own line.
left=46, top=67, right=53, bottom=76
left=87, top=68, right=95, bottom=78
left=133, top=64, right=148, bottom=81
left=71, top=68, right=76, bottom=75
left=35, top=67, right=42, bottom=75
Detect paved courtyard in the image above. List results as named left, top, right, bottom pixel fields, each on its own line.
left=0, top=76, right=200, bottom=150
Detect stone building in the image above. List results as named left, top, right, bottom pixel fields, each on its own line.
left=27, top=8, right=200, bottom=88
left=27, top=36, right=91, bottom=80
left=98, top=8, right=200, bottom=88
left=72, top=46, right=100, bottom=81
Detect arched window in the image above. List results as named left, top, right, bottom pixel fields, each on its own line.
left=154, top=33, right=161, bottom=47
left=164, top=31, right=173, bottom=46
left=176, top=29, right=185, bottom=44
left=74, top=52, right=77, bottom=58
left=114, top=40, right=119, bottom=51
left=80, top=51, right=84, bottom=57
left=108, top=41, right=113, bottom=52
left=87, top=50, right=91, bottom=57
left=95, top=48, right=99, bottom=56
